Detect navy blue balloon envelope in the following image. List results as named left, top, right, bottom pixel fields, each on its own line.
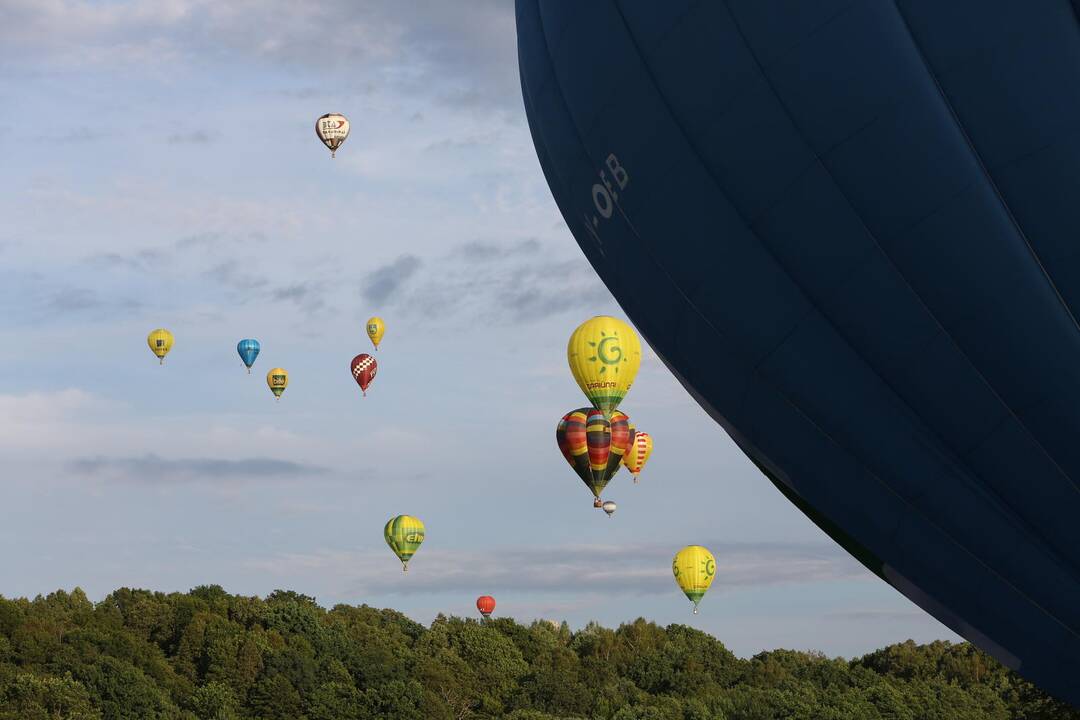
left=517, top=0, right=1080, bottom=705
left=237, top=339, right=261, bottom=374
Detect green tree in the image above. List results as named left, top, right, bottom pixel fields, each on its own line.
left=190, top=681, right=238, bottom=720
left=0, top=672, right=100, bottom=720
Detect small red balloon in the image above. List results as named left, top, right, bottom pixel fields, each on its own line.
left=476, top=595, right=496, bottom=619
left=350, top=354, right=377, bottom=396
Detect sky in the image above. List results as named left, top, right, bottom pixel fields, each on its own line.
left=0, top=0, right=959, bottom=658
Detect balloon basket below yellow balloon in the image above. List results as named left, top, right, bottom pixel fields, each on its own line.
left=159, top=358, right=164, bottom=365
left=401, top=563, right=408, bottom=572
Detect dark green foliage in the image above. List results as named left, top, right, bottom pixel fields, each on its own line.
left=0, top=588, right=1072, bottom=720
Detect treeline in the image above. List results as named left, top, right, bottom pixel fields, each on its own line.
left=0, top=587, right=1073, bottom=720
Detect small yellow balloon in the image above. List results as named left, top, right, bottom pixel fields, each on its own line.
left=673, top=545, right=716, bottom=613
left=567, top=316, right=641, bottom=417
left=266, top=368, right=289, bottom=401
left=366, top=316, right=385, bottom=350
left=147, top=328, right=174, bottom=365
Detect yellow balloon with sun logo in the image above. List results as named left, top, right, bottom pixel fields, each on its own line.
left=673, top=545, right=716, bottom=614
left=147, top=328, right=174, bottom=365
left=366, top=316, right=385, bottom=350
left=266, top=368, right=289, bottom=401
left=567, top=316, right=641, bottom=417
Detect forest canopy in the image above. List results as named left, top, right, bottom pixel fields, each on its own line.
left=0, top=586, right=1073, bottom=720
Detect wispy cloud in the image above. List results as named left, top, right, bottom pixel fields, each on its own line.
left=70, top=454, right=328, bottom=483
left=372, top=240, right=609, bottom=324
left=166, top=129, right=213, bottom=144
left=825, top=610, right=928, bottom=622
left=247, top=541, right=869, bottom=597
left=453, top=238, right=541, bottom=261
left=56, top=126, right=109, bottom=143
left=86, top=248, right=168, bottom=270
left=44, top=286, right=101, bottom=313
left=270, top=281, right=327, bottom=315
left=204, top=260, right=269, bottom=293
left=29, top=284, right=143, bottom=320
left=359, top=254, right=422, bottom=305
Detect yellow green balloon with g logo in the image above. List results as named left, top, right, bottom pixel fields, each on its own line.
left=673, top=545, right=716, bottom=614
left=567, top=316, right=641, bottom=417
left=147, top=328, right=174, bottom=365
left=385, top=515, right=425, bottom=572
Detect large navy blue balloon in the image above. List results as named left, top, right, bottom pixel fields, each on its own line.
left=517, top=0, right=1080, bottom=704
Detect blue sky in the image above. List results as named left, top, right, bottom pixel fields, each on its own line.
left=0, top=0, right=958, bottom=658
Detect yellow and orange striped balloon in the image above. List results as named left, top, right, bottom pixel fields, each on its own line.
left=623, top=426, right=653, bottom=482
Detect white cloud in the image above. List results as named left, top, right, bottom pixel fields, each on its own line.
left=0, top=389, right=106, bottom=450
left=0, top=0, right=518, bottom=110
left=69, top=454, right=328, bottom=483
left=0, top=389, right=329, bottom=470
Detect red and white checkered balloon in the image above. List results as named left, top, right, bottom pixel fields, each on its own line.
left=350, top=353, right=377, bottom=396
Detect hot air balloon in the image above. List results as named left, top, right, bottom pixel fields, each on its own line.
left=567, top=317, right=641, bottom=418
left=673, top=546, right=715, bottom=614
left=350, top=354, right=377, bottom=396
left=315, top=113, right=349, bottom=158
left=237, top=339, right=260, bottom=374
left=517, top=1, right=1080, bottom=703
left=384, top=515, right=424, bottom=571
left=556, top=408, right=630, bottom=506
left=476, top=595, right=496, bottom=620
left=601, top=500, right=616, bottom=517
left=366, top=316, right=385, bottom=350
left=147, top=329, right=173, bottom=365
left=622, top=426, right=653, bottom=483
left=266, top=368, right=288, bottom=401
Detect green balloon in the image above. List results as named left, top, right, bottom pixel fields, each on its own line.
left=384, top=515, right=425, bottom=571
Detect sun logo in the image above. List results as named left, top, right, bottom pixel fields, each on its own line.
left=587, top=330, right=627, bottom=374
